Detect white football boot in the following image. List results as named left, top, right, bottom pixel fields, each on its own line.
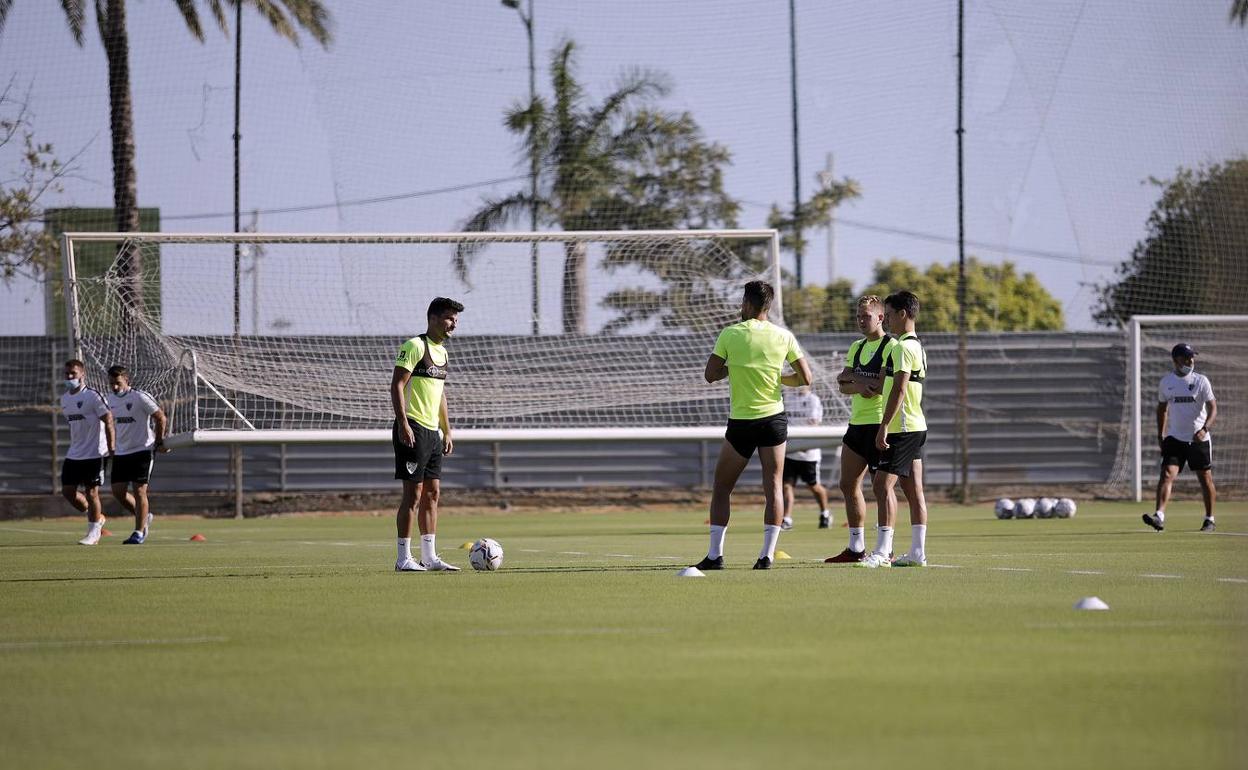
left=394, top=557, right=427, bottom=572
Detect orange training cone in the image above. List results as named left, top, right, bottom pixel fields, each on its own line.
left=189, top=533, right=206, bottom=542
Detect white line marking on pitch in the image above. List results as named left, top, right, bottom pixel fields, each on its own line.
left=0, top=635, right=229, bottom=650
left=604, top=554, right=635, bottom=558
left=1140, top=574, right=1183, bottom=579
left=558, top=551, right=589, bottom=556
left=466, top=628, right=669, bottom=637
left=1209, top=531, right=1248, bottom=537
left=518, top=549, right=544, bottom=553
left=928, top=564, right=962, bottom=569
left=1069, top=570, right=1105, bottom=575
left=990, top=567, right=1032, bottom=572
left=1217, top=578, right=1248, bottom=584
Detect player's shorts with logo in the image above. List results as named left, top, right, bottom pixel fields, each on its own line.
left=61, top=456, right=105, bottom=488
left=876, top=430, right=926, bottom=478
left=783, top=457, right=820, bottom=486
left=1160, top=436, right=1212, bottom=472
left=393, top=417, right=443, bottom=481
left=841, top=423, right=882, bottom=471
left=725, top=412, right=788, bottom=459
left=111, top=450, right=154, bottom=485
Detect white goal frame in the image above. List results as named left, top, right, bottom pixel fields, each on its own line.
left=1128, top=314, right=1247, bottom=501
left=62, top=230, right=847, bottom=449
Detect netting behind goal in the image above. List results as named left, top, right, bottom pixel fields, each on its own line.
left=1104, top=316, right=1248, bottom=500
left=62, top=231, right=847, bottom=443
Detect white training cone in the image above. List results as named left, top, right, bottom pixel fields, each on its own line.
left=1074, top=596, right=1110, bottom=611
left=677, top=567, right=706, bottom=578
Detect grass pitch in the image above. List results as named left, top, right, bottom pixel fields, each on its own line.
left=1, top=500, right=1244, bottom=770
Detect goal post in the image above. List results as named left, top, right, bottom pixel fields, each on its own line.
left=61, top=230, right=845, bottom=451
left=1121, top=315, right=1248, bottom=501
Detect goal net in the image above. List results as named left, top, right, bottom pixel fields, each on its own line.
left=1106, top=315, right=1248, bottom=501
left=61, top=231, right=848, bottom=446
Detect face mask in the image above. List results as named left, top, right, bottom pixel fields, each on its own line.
left=1178, top=365, right=1193, bottom=376
left=63, top=378, right=80, bottom=391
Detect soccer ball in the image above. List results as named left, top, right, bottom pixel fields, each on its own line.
left=468, top=538, right=504, bottom=571
left=994, top=498, right=1015, bottom=520
left=1014, top=498, right=1037, bottom=519
left=1036, top=497, right=1057, bottom=519
left=1054, top=498, right=1077, bottom=518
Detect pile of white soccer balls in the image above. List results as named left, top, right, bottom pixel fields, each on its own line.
left=994, top=497, right=1077, bottom=520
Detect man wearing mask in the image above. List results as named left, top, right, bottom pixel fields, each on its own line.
left=1143, top=343, right=1217, bottom=533
left=59, top=359, right=115, bottom=545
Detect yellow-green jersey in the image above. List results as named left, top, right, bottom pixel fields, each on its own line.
left=394, top=334, right=448, bottom=431
left=712, top=319, right=804, bottom=420
left=846, top=334, right=895, bottom=426
left=881, top=331, right=927, bottom=433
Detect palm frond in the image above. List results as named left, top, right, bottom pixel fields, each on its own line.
left=173, top=0, right=206, bottom=41
left=275, top=0, right=331, bottom=47
left=58, top=0, right=87, bottom=44
left=454, top=191, right=541, bottom=282
left=207, top=0, right=229, bottom=36
left=249, top=0, right=296, bottom=44
left=1233, top=0, right=1248, bottom=25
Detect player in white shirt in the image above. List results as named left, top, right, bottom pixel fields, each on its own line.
left=59, top=359, right=115, bottom=545
left=1143, top=343, right=1218, bottom=533
left=107, top=365, right=168, bottom=544
left=780, top=387, right=831, bottom=530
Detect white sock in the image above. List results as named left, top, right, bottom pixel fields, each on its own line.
left=88, top=520, right=103, bottom=532
left=420, top=534, right=436, bottom=563
left=397, top=537, right=412, bottom=562
left=761, top=525, right=781, bottom=560
left=876, top=526, right=894, bottom=556
left=819, top=509, right=830, bottom=518
left=1155, top=510, right=1166, bottom=522
left=782, top=516, right=793, bottom=526
left=848, top=527, right=865, bottom=552
left=910, top=524, right=927, bottom=559
left=708, top=525, right=727, bottom=559
left=1205, top=515, right=1215, bottom=521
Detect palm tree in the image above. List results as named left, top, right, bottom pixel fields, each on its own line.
left=0, top=1, right=330, bottom=312
left=457, top=39, right=669, bottom=335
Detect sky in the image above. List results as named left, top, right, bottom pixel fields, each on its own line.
left=1, top=0, right=1246, bottom=335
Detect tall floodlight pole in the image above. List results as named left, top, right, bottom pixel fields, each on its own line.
left=504, top=0, right=541, bottom=335
left=955, top=0, right=970, bottom=502
left=789, top=0, right=803, bottom=287
left=231, top=0, right=244, bottom=519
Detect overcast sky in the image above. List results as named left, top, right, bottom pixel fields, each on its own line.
left=1, top=0, right=1245, bottom=335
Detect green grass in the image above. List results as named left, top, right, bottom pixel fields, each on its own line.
left=1, top=500, right=1245, bottom=770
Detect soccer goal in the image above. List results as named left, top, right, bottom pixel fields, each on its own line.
left=60, top=231, right=848, bottom=449
left=1111, top=315, right=1248, bottom=501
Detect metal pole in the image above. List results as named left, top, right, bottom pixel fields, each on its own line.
left=956, top=0, right=970, bottom=503
left=824, top=152, right=835, bottom=282
left=1130, top=317, right=1142, bottom=502
left=231, top=1, right=244, bottom=519
left=526, top=0, right=540, bottom=336
left=788, top=0, right=803, bottom=288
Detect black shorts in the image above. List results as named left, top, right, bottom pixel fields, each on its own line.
left=1160, top=436, right=1212, bottom=472
left=783, top=457, right=820, bottom=486
left=841, top=423, right=882, bottom=471
left=724, top=412, right=788, bottom=460
left=876, top=430, right=926, bottom=479
left=61, top=457, right=105, bottom=488
left=111, top=450, right=154, bottom=485
left=393, top=417, right=443, bottom=481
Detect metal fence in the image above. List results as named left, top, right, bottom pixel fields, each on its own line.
left=1, top=331, right=1124, bottom=498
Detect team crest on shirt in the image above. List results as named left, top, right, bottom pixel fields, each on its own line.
left=1189, top=383, right=1195, bottom=391
left=76, top=400, right=82, bottom=408
left=406, top=462, right=418, bottom=475
left=126, top=403, right=132, bottom=410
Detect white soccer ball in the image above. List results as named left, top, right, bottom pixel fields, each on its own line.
left=1054, top=498, right=1077, bottom=518
left=469, top=538, right=504, bottom=571
left=994, top=498, right=1015, bottom=520
left=1015, top=498, right=1037, bottom=519
left=1036, top=497, right=1057, bottom=519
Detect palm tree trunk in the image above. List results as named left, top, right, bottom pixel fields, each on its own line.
left=562, top=240, right=587, bottom=334
left=103, top=0, right=142, bottom=319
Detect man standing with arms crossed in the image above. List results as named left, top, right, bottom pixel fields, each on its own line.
left=59, top=359, right=115, bottom=545
left=107, top=365, right=168, bottom=545
left=825, top=295, right=893, bottom=564
left=861, top=291, right=929, bottom=568
left=1143, top=343, right=1217, bottom=533
left=390, top=297, right=464, bottom=572
left=691, top=280, right=813, bottom=571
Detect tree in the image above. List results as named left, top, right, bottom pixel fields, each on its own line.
left=1093, top=159, right=1248, bottom=327
left=767, top=180, right=861, bottom=264
left=458, top=39, right=739, bottom=334
left=1233, top=0, right=1247, bottom=26
left=779, top=278, right=857, bottom=333
left=0, top=81, right=74, bottom=282
left=0, top=0, right=330, bottom=310
left=862, top=258, right=1064, bottom=332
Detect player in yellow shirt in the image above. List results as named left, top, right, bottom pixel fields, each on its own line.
left=861, top=291, right=929, bottom=568
left=390, top=297, right=464, bottom=572
left=691, top=280, right=813, bottom=571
